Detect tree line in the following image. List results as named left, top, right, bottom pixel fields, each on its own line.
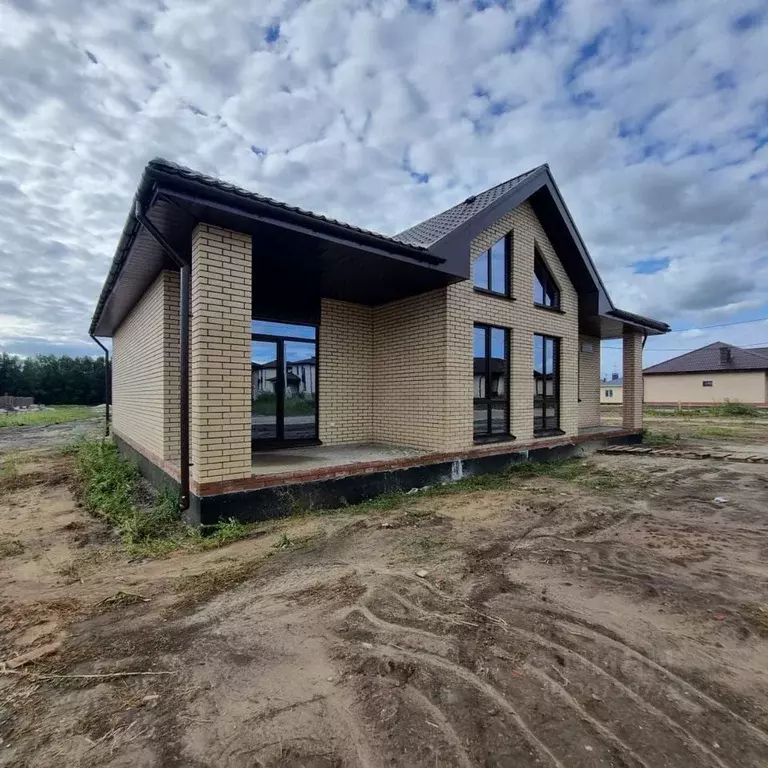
left=0, top=353, right=107, bottom=406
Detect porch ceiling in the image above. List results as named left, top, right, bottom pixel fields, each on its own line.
left=580, top=308, right=669, bottom=339
left=91, top=162, right=463, bottom=338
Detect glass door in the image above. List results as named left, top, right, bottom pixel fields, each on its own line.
left=251, top=340, right=278, bottom=442
left=251, top=321, right=318, bottom=447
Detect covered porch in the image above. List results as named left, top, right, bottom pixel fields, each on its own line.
left=578, top=307, right=666, bottom=436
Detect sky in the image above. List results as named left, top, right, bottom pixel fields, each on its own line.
left=0, top=0, right=767, bottom=377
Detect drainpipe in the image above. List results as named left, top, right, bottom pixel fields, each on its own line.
left=89, top=334, right=110, bottom=437
left=133, top=202, right=191, bottom=512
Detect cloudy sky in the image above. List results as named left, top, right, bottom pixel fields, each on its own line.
left=1, top=0, right=767, bottom=375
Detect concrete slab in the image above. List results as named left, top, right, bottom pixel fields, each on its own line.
left=251, top=442, right=425, bottom=477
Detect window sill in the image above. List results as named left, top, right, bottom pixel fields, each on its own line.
left=474, top=288, right=516, bottom=302
left=474, top=433, right=516, bottom=445
left=534, top=303, right=565, bottom=315
left=533, top=429, right=565, bottom=439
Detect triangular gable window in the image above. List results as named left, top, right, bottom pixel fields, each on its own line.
left=534, top=251, right=560, bottom=309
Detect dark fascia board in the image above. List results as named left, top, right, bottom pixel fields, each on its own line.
left=428, top=166, right=609, bottom=302
left=427, top=165, right=670, bottom=336
left=605, top=308, right=670, bottom=335
left=148, top=163, right=444, bottom=266
left=89, top=161, right=447, bottom=337
left=88, top=175, right=151, bottom=336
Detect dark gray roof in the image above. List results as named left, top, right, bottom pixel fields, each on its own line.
left=750, top=346, right=768, bottom=358
left=644, top=342, right=768, bottom=375
left=152, top=158, right=429, bottom=251
left=395, top=166, right=544, bottom=247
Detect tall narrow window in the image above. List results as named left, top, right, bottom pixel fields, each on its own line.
left=533, top=334, right=560, bottom=434
left=533, top=252, right=560, bottom=309
left=473, top=324, right=510, bottom=441
left=472, top=234, right=510, bottom=296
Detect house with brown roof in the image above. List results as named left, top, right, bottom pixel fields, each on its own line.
left=89, top=159, right=668, bottom=524
left=644, top=342, right=768, bottom=405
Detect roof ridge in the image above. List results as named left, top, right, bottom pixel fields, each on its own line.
left=394, top=164, right=546, bottom=246
left=735, top=344, right=768, bottom=362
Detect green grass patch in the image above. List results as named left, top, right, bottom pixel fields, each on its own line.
left=641, top=428, right=679, bottom=445
left=73, top=438, right=265, bottom=557
left=645, top=402, right=763, bottom=419
left=326, top=458, right=641, bottom=518
left=690, top=425, right=747, bottom=439
left=0, top=405, right=94, bottom=428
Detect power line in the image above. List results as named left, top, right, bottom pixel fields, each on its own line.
left=603, top=340, right=768, bottom=352
left=666, top=315, right=768, bottom=333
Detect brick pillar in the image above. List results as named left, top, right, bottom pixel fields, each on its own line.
left=622, top=329, right=643, bottom=431
left=190, top=224, right=252, bottom=486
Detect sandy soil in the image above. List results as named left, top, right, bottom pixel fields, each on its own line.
left=0, top=418, right=102, bottom=454
left=2, top=431, right=768, bottom=766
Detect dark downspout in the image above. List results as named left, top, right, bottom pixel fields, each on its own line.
left=89, top=334, right=110, bottom=437
left=133, top=203, right=191, bottom=512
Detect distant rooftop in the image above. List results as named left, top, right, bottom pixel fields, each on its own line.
left=644, top=342, right=768, bottom=375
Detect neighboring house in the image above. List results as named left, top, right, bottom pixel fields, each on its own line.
left=600, top=375, right=623, bottom=404
left=644, top=342, right=768, bottom=405
left=90, top=158, right=668, bottom=523
left=252, top=357, right=316, bottom=398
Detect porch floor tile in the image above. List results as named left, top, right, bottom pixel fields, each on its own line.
left=251, top=441, right=426, bottom=477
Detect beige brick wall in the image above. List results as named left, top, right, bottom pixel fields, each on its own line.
left=190, top=224, right=252, bottom=484
left=112, top=271, right=180, bottom=463
left=372, top=289, right=451, bottom=451
left=578, top=335, right=601, bottom=428
left=164, top=272, right=181, bottom=462
left=623, top=330, right=643, bottom=430
left=445, top=200, right=580, bottom=446
left=319, top=299, right=373, bottom=443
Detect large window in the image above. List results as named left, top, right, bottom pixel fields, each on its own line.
left=534, top=252, right=560, bottom=309
left=473, top=234, right=510, bottom=296
left=251, top=320, right=318, bottom=446
left=533, top=334, right=560, bottom=434
left=473, top=324, right=510, bottom=441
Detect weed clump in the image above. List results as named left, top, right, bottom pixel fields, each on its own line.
left=73, top=439, right=263, bottom=556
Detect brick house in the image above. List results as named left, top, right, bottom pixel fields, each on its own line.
left=90, top=159, right=668, bottom=524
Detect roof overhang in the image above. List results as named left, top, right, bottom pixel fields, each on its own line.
left=427, top=165, right=670, bottom=339
left=90, top=161, right=464, bottom=337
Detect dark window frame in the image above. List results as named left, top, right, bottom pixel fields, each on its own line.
left=702, top=380, right=713, bottom=387
left=251, top=318, right=320, bottom=449
left=473, top=323, right=514, bottom=443
left=533, top=333, right=562, bottom=436
left=473, top=232, right=513, bottom=298
left=533, top=248, right=561, bottom=310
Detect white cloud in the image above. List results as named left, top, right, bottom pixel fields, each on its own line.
left=0, top=0, right=767, bottom=357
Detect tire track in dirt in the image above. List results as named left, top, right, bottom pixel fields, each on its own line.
left=365, top=585, right=732, bottom=768
left=528, top=605, right=768, bottom=743
left=385, top=570, right=768, bottom=747
left=524, top=665, right=652, bottom=768
left=399, top=685, right=475, bottom=768
left=367, top=643, right=567, bottom=768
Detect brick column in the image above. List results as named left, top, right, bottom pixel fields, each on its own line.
left=190, top=224, right=252, bottom=486
left=622, top=329, right=644, bottom=431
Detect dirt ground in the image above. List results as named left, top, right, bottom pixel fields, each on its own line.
left=0, top=417, right=102, bottom=454
left=2, top=417, right=768, bottom=767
